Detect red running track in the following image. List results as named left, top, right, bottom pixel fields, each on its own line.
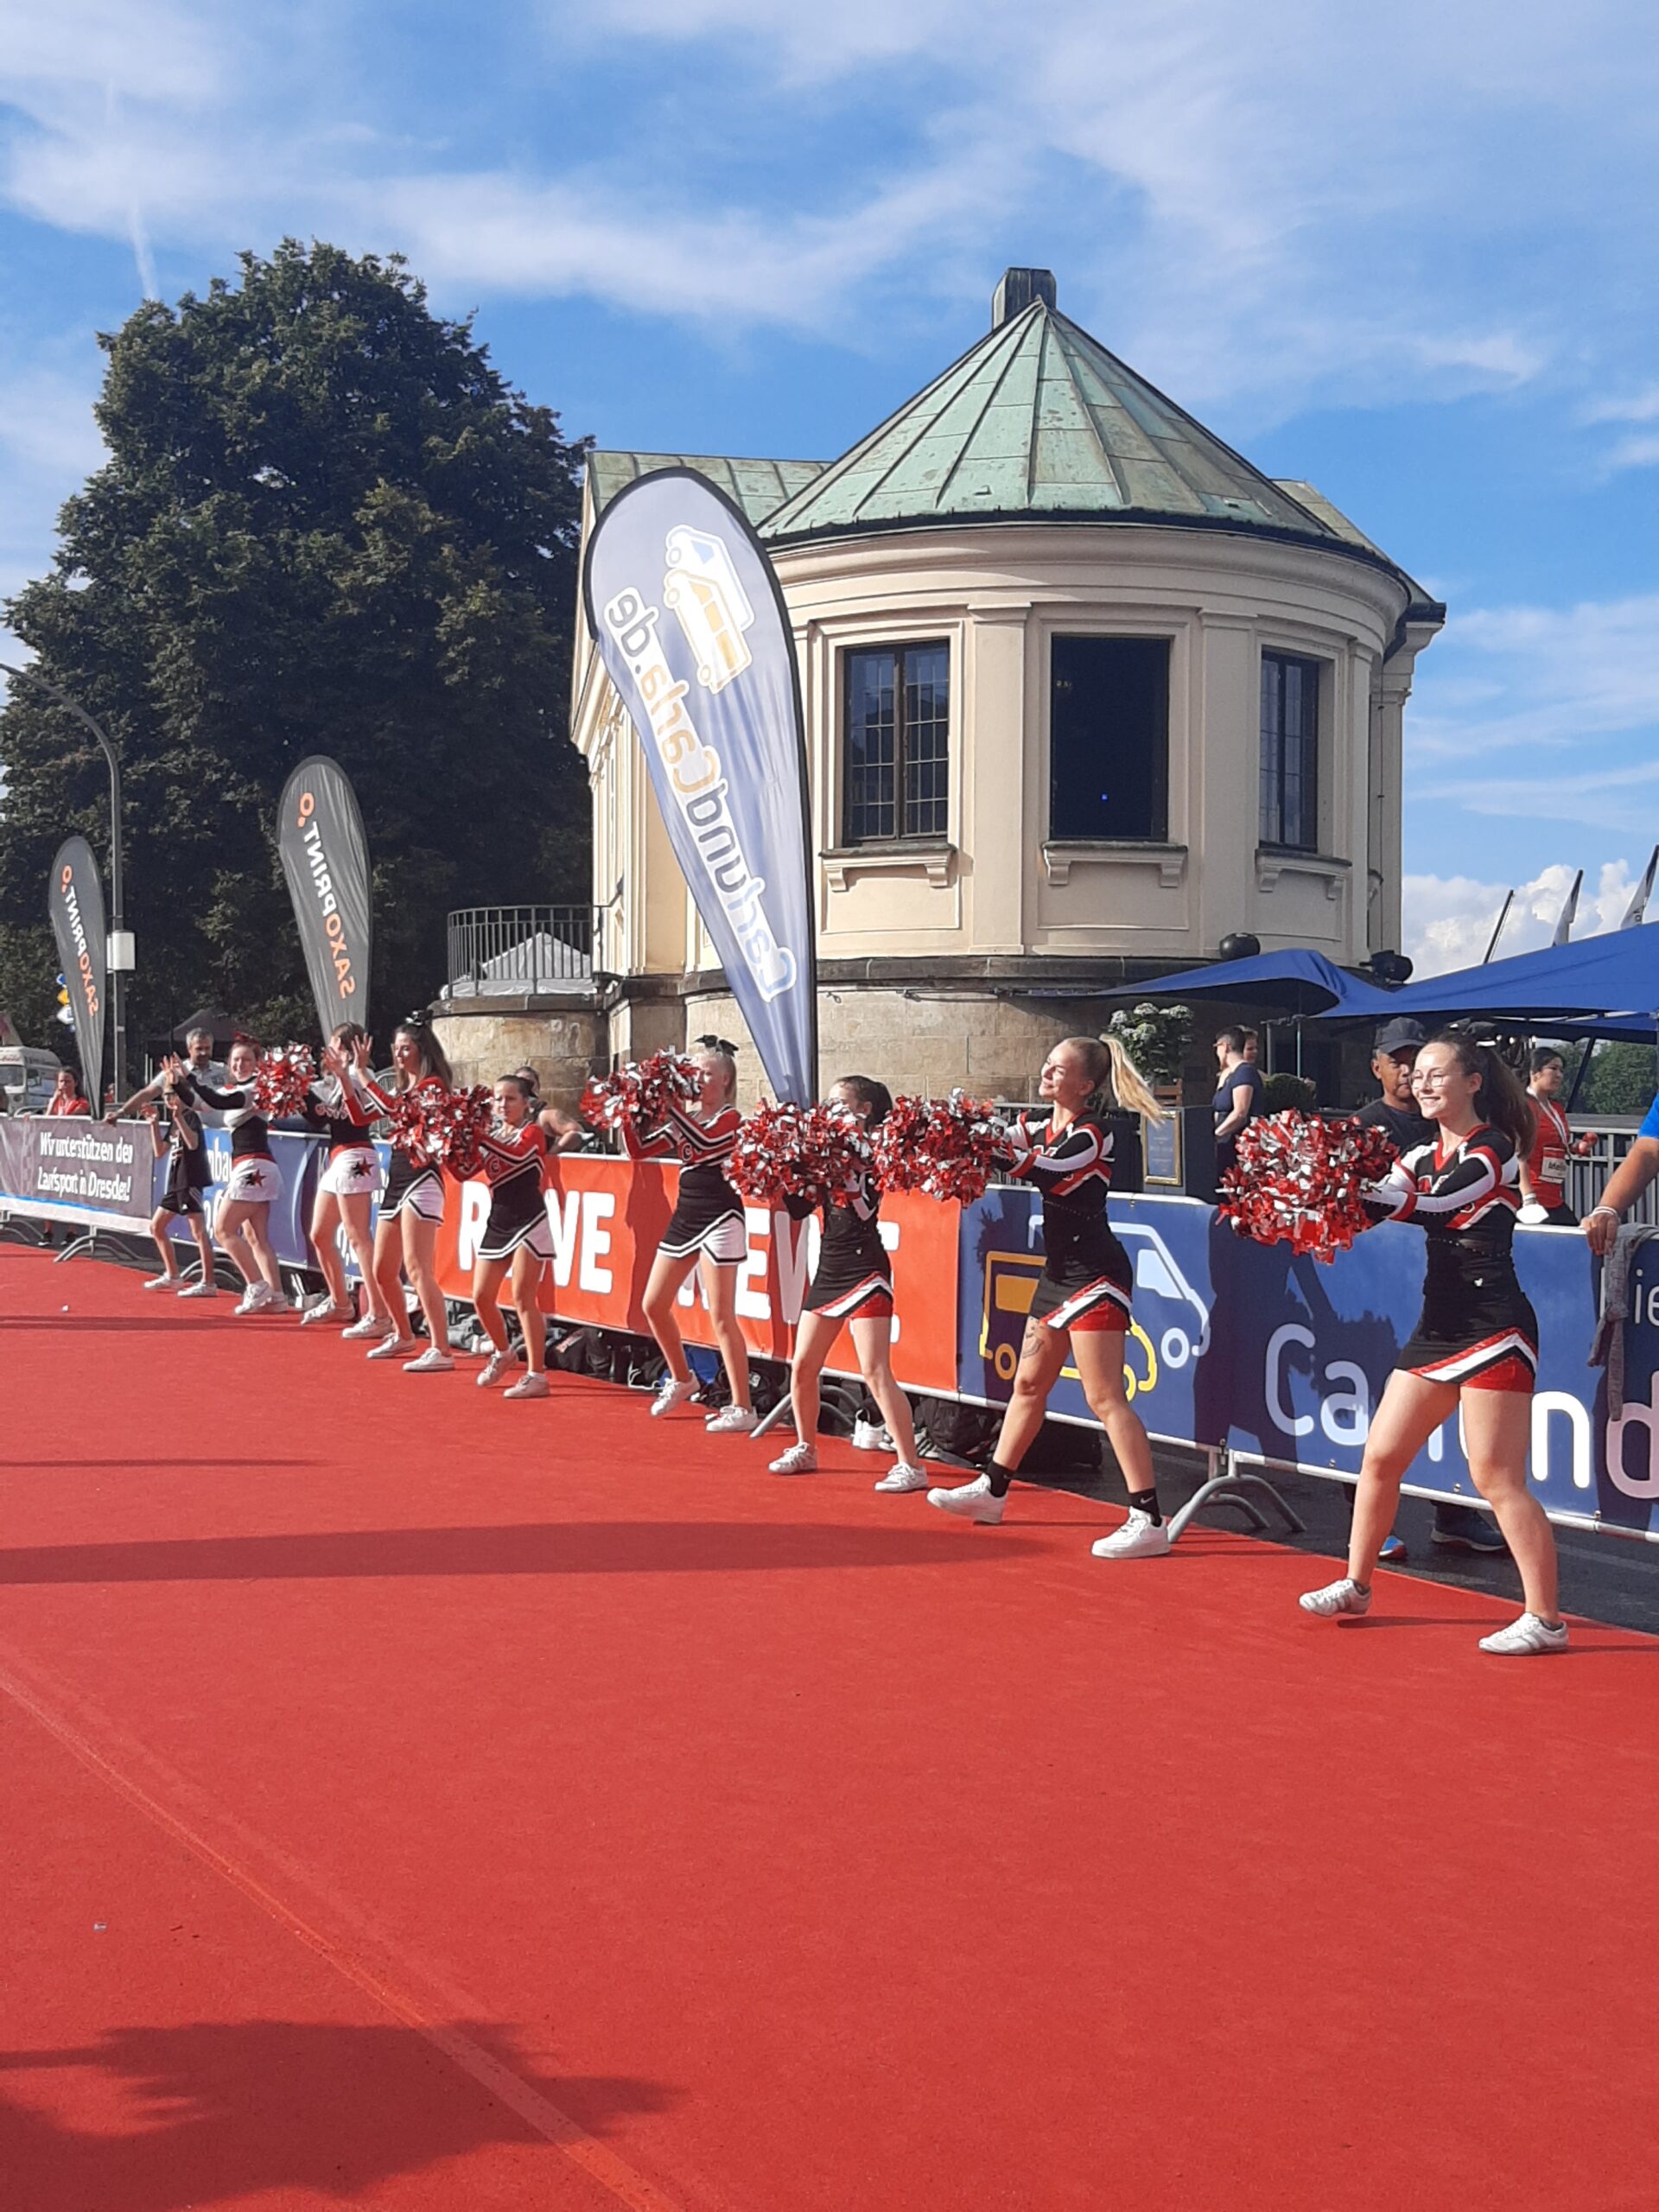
left=3, top=1243, right=1658, bottom=2212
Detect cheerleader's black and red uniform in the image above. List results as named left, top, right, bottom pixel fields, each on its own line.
left=1365, top=1124, right=1536, bottom=1392
left=358, top=1072, right=446, bottom=1223
left=298, top=1075, right=383, bottom=1199
left=1006, top=1109, right=1133, bottom=1334
left=788, top=1166, right=893, bottom=1325
left=475, top=1117, right=552, bottom=1262
left=176, top=1076, right=278, bottom=1205
left=622, top=1100, right=747, bottom=1263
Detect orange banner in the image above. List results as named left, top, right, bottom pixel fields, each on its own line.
left=432, top=1155, right=959, bottom=1393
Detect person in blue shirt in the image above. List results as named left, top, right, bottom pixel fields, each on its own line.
left=1585, top=1094, right=1659, bottom=1252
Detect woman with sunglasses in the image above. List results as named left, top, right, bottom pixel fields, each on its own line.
left=624, top=1035, right=753, bottom=1432
left=1300, top=1033, right=1567, bottom=1654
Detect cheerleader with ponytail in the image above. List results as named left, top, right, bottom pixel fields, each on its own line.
left=355, top=1020, right=456, bottom=1372
left=767, top=1076, right=925, bottom=1489
left=624, top=1037, right=754, bottom=1432
left=1300, top=1033, right=1567, bottom=1653
left=927, top=1035, right=1172, bottom=1555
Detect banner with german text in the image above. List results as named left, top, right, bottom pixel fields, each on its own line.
left=276, top=755, right=372, bottom=1037
left=582, top=470, right=817, bottom=1103
left=48, top=835, right=106, bottom=1105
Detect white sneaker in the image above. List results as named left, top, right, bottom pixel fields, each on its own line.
left=1091, top=1508, right=1173, bottom=1560
left=477, top=1350, right=515, bottom=1389
left=852, top=1419, right=895, bottom=1452
left=926, top=1475, right=1005, bottom=1524
left=874, top=1463, right=930, bottom=1493
left=301, top=1300, right=351, bottom=1327
left=504, top=1371, right=550, bottom=1400
left=233, top=1283, right=279, bottom=1316
left=650, top=1376, right=700, bottom=1418
left=178, top=1279, right=219, bottom=1299
left=404, top=1346, right=454, bottom=1373
left=706, top=1406, right=758, bottom=1435
left=769, top=1440, right=818, bottom=1474
left=341, top=1313, right=392, bottom=1342
left=366, top=1335, right=417, bottom=1361
left=143, top=1273, right=181, bottom=1291
left=1298, top=1577, right=1372, bottom=1618
left=1478, top=1611, right=1569, bottom=1656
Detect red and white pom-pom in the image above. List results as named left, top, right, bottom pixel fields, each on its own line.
left=384, top=1076, right=449, bottom=1160
left=252, top=1043, right=315, bottom=1118
left=1217, top=1110, right=1398, bottom=1262
left=729, top=1100, right=872, bottom=1211
left=872, top=1088, right=1008, bottom=1205
left=432, top=1084, right=496, bottom=1179
left=581, top=1050, right=700, bottom=1134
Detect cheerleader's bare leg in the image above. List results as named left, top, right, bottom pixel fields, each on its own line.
left=309, top=1190, right=351, bottom=1311
left=399, top=1210, right=448, bottom=1351
left=1070, top=1326, right=1157, bottom=1493
left=472, top=1254, right=512, bottom=1353
left=700, top=1253, right=751, bottom=1411
left=510, top=1246, right=547, bottom=1376
left=242, top=1205, right=282, bottom=1294
left=848, top=1314, right=919, bottom=1467
left=338, top=1189, right=392, bottom=1325
left=213, top=1197, right=262, bottom=1289
left=1461, top=1389, right=1560, bottom=1621
left=1346, top=1370, right=1456, bottom=1585
left=641, top=1249, right=700, bottom=1383
left=787, top=1309, right=840, bottom=1443
left=991, top=1319, right=1071, bottom=1476
left=371, top=1212, right=410, bottom=1339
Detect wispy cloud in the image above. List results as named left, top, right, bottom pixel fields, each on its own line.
left=1408, top=594, right=1659, bottom=760
left=1403, top=859, right=1646, bottom=976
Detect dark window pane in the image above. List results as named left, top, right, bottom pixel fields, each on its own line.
left=1049, top=637, right=1169, bottom=842
left=1260, top=651, right=1319, bottom=850
left=842, top=640, right=950, bottom=844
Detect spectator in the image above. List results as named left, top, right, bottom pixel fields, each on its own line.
left=1354, top=1018, right=1433, bottom=1151
left=1211, top=1027, right=1265, bottom=1175
left=540, top=1103, right=589, bottom=1154
left=1241, top=1028, right=1261, bottom=1064
left=1586, top=1095, right=1659, bottom=1253
left=1519, top=1047, right=1594, bottom=1226
left=109, top=1026, right=225, bottom=1122
left=45, top=1068, right=89, bottom=1116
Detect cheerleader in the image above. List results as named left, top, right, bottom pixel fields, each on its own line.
left=297, top=1027, right=396, bottom=1338
left=170, top=1038, right=283, bottom=1314
left=767, top=1077, right=925, bottom=1489
left=1300, top=1034, right=1567, bottom=1653
left=473, top=1073, right=552, bottom=1400
left=624, top=1037, right=753, bottom=1431
left=926, top=1036, right=1170, bottom=1553
left=141, top=1079, right=217, bottom=1296
left=354, top=1020, right=455, bottom=1372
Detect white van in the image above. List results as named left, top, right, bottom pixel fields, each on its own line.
left=0, top=1046, right=63, bottom=1115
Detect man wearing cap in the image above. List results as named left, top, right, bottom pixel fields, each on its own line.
left=1355, top=1015, right=1508, bottom=1560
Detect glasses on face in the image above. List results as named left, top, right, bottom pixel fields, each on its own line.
left=1411, top=1071, right=1455, bottom=1090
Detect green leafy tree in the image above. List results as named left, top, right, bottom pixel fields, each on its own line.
left=0, top=240, right=588, bottom=1054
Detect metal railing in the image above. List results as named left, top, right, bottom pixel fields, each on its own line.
left=445, top=906, right=595, bottom=998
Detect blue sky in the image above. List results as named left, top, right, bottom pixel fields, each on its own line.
left=3, top=0, right=1657, bottom=971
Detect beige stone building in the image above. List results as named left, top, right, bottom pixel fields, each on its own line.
left=569, top=268, right=1442, bottom=1102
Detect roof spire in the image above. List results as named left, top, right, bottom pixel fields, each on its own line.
left=992, top=268, right=1056, bottom=327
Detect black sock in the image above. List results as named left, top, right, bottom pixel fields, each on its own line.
left=1128, top=1484, right=1162, bottom=1526
left=986, top=1461, right=1015, bottom=1498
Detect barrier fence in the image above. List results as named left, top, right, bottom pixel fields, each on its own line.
left=3, top=1122, right=1656, bottom=1541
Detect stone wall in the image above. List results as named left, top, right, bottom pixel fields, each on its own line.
left=429, top=1001, right=606, bottom=1106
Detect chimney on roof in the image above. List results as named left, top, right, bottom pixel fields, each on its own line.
left=992, top=267, right=1057, bottom=327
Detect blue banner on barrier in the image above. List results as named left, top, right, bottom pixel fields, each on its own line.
left=167, top=1129, right=334, bottom=1271
left=956, top=1191, right=1654, bottom=1536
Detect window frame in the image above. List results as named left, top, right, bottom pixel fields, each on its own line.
left=839, top=638, right=952, bottom=848
left=1259, top=648, right=1324, bottom=854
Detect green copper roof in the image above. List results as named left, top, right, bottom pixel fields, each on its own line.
left=586, top=450, right=824, bottom=528
left=760, top=287, right=1344, bottom=549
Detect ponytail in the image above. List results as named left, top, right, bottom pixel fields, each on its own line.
left=1058, top=1035, right=1169, bottom=1122
left=833, top=1074, right=893, bottom=1128
left=1433, top=1030, right=1534, bottom=1155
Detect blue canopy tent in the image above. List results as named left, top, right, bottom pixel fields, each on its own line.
left=1103, top=949, right=1395, bottom=1016
left=1325, top=922, right=1659, bottom=1022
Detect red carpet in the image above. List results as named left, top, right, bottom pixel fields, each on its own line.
left=3, top=1243, right=1657, bottom=2212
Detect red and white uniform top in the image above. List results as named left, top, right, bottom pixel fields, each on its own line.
left=476, top=1116, right=547, bottom=1191
left=1363, top=1124, right=1522, bottom=1247
left=620, top=1101, right=741, bottom=1187
left=1524, top=1092, right=1573, bottom=1211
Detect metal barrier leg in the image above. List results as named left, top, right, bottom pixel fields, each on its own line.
left=1166, top=1449, right=1306, bottom=1543
left=752, top=1395, right=796, bottom=1440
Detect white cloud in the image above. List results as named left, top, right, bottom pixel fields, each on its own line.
left=1403, top=859, right=1645, bottom=977
left=1408, top=594, right=1659, bottom=760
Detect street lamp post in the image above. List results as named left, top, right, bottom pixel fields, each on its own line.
left=0, top=659, right=131, bottom=1099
